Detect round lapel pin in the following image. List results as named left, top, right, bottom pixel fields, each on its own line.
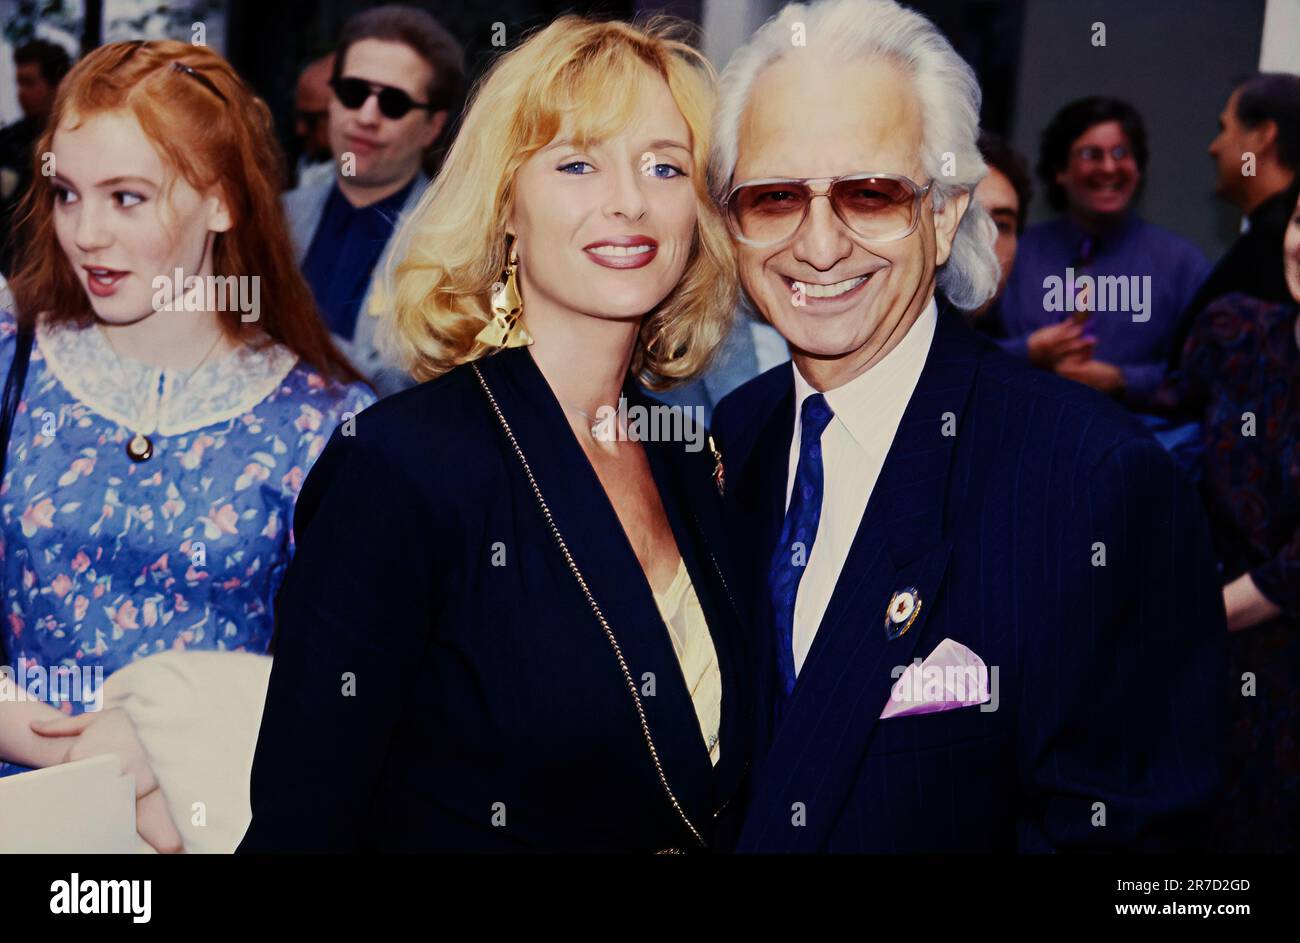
left=885, top=587, right=922, bottom=640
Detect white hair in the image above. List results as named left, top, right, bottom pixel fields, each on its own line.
left=711, top=0, right=1000, bottom=311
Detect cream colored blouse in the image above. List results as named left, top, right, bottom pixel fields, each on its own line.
left=652, top=559, right=722, bottom=766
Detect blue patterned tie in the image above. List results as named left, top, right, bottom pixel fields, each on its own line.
left=768, top=393, right=835, bottom=701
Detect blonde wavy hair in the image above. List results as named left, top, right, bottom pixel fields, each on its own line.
left=376, top=15, right=738, bottom=389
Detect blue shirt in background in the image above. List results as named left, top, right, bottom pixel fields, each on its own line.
left=998, top=212, right=1210, bottom=405
left=300, top=177, right=416, bottom=341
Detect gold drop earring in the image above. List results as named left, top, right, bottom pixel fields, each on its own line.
left=475, top=240, right=533, bottom=348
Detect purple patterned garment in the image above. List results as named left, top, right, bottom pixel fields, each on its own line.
left=1163, top=291, right=1300, bottom=852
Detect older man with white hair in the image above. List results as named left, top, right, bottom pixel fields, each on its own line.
left=710, top=0, right=1225, bottom=852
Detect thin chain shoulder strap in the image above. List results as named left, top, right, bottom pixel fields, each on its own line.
left=470, top=363, right=705, bottom=850
left=0, top=317, right=35, bottom=483
left=0, top=315, right=36, bottom=666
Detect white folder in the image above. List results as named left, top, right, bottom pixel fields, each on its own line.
left=0, top=754, right=137, bottom=853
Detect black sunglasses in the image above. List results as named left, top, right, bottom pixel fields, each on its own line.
left=330, top=77, right=434, bottom=120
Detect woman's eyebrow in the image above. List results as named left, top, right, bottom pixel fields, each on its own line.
left=52, top=172, right=159, bottom=189
left=643, top=139, right=691, bottom=153
left=93, top=175, right=159, bottom=188
left=543, top=138, right=691, bottom=155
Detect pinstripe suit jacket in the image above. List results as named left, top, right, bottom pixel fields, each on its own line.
left=712, top=302, right=1226, bottom=852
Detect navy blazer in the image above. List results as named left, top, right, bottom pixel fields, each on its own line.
left=711, top=304, right=1226, bottom=853
left=238, top=347, right=755, bottom=852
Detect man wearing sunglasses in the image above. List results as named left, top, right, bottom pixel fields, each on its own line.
left=710, top=0, right=1225, bottom=853
left=283, top=5, right=464, bottom=396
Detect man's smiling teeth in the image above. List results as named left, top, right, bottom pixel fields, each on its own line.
left=589, top=245, right=653, bottom=257
left=793, top=274, right=868, bottom=298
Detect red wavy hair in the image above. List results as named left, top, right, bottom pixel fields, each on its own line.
left=8, top=39, right=364, bottom=385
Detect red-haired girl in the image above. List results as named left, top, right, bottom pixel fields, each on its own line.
left=0, top=40, right=373, bottom=850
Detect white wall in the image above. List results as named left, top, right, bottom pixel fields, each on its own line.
left=1259, top=0, right=1300, bottom=71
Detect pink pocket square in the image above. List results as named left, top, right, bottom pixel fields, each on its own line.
left=879, top=638, right=991, bottom=719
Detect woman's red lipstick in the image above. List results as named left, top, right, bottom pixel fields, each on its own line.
left=583, top=236, right=658, bottom=269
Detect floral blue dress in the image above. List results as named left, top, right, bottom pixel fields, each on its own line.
left=0, top=312, right=375, bottom=776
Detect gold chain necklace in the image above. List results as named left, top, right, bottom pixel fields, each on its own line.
left=98, top=324, right=226, bottom=462
left=472, top=363, right=705, bottom=851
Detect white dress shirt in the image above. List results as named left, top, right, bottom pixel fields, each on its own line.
left=785, top=298, right=938, bottom=675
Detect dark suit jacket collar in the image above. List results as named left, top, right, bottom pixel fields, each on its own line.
left=734, top=303, right=990, bottom=851
left=472, top=346, right=754, bottom=845
left=1249, top=181, right=1300, bottom=230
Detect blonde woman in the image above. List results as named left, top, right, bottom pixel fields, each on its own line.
left=239, top=17, right=752, bottom=853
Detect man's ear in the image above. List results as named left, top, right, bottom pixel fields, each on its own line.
left=933, top=188, right=970, bottom=266
left=420, top=109, right=449, bottom=150
left=206, top=187, right=233, bottom=234
left=1247, top=118, right=1279, bottom=158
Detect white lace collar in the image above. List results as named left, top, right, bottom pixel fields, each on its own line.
left=37, top=320, right=299, bottom=436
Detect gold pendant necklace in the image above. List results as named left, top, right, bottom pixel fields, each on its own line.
left=126, top=431, right=154, bottom=462
left=98, top=324, right=225, bottom=463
